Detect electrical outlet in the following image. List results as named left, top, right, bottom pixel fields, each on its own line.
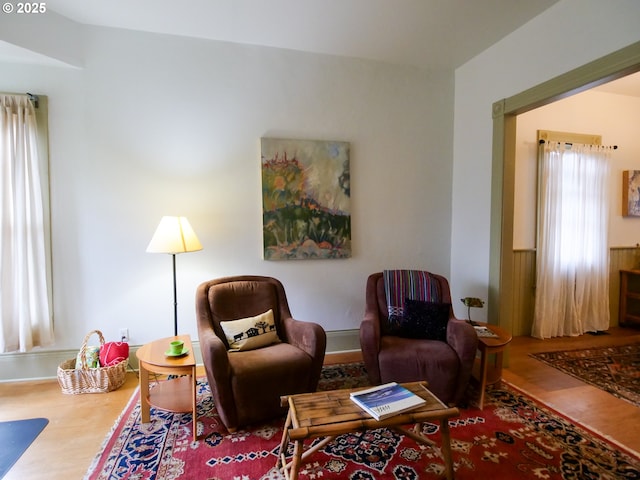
left=119, top=328, right=129, bottom=342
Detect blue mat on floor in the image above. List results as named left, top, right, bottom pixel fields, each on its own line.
left=0, top=418, right=48, bottom=479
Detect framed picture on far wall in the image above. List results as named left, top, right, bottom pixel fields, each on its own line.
left=623, top=170, right=640, bottom=217
left=261, top=137, right=351, bottom=260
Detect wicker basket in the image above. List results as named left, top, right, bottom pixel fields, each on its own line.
left=57, top=330, right=128, bottom=394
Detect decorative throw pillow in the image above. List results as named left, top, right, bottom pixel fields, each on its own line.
left=396, top=298, right=451, bottom=342
left=99, top=341, right=129, bottom=367
left=220, top=309, right=281, bottom=351
left=383, top=313, right=402, bottom=335
left=75, top=345, right=100, bottom=369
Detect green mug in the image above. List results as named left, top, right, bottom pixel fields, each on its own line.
left=169, top=340, right=184, bottom=355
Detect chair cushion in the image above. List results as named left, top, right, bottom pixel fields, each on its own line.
left=378, top=336, right=460, bottom=403
left=229, top=342, right=314, bottom=425
left=394, top=299, right=450, bottom=341
left=220, top=309, right=281, bottom=351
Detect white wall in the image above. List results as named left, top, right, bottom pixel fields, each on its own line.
left=1, top=24, right=454, bottom=351
left=452, top=0, right=640, bottom=322
left=514, top=90, right=640, bottom=249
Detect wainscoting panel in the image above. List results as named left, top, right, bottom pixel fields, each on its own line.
left=609, top=246, right=639, bottom=327
left=511, top=250, right=536, bottom=336
left=510, top=247, right=639, bottom=337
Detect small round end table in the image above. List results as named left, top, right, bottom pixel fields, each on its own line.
left=471, top=322, right=512, bottom=409
left=136, top=334, right=198, bottom=441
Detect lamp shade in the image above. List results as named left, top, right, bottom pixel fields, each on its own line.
left=146, top=216, right=203, bottom=254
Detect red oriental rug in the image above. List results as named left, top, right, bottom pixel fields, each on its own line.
left=85, top=363, right=640, bottom=479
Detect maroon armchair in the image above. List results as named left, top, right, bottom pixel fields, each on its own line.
left=196, top=275, right=326, bottom=431
left=359, top=271, right=478, bottom=406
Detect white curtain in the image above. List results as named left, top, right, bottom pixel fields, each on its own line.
left=532, top=141, right=612, bottom=339
left=0, top=94, right=54, bottom=352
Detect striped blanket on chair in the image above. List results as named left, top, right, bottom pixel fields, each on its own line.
left=383, top=269, right=441, bottom=323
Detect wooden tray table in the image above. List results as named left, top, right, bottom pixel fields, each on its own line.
left=277, top=381, right=459, bottom=480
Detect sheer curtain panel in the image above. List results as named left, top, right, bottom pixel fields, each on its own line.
left=532, top=142, right=612, bottom=339
left=0, top=94, right=53, bottom=352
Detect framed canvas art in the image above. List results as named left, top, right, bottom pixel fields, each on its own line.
left=261, top=138, right=351, bottom=260
left=623, top=170, right=640, bottom=217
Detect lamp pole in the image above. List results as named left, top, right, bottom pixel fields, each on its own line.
left=171, top=253, right=178, bottom=336
left=147, top=216, right=203, bottom=337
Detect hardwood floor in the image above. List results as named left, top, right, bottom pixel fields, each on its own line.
left=0, top=327, right=638, bottom=479
left=501, top=326, right=640, bottom=454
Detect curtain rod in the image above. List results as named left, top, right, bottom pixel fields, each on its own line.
left=1, top=92, right=39, bottom=108
left=26, top=93, right=39, bottom=109
left=539, top=139, right=617, bottom=149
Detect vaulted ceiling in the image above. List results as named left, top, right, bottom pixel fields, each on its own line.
left=3, top=1, right=639, bottom=95
left=10, top=0, right=560, bottom=70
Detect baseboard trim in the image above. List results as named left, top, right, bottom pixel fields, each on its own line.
left=0, top=329, right=361, bottom=382
left=325, top=329, right=361, bottom=353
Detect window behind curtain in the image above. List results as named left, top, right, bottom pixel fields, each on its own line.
left=0, top=94, right=54, bottom=352
left=532, top=134, right=612, bottom=339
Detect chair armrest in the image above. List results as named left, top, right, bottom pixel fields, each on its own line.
left=446, top=319, right=478, bottom=363
left=446, top=318, right=479, bottom=405
left=359, top=310, right=382, bottom=384
left=282, top=317, right=326, bottom=362
left=199, top=326, right=250, bottom=429
left=199, top=328, right=231, bottom=384
left=282, top=317, right=326, bottom=391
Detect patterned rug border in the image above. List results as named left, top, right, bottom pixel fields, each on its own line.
left=498, top=377, right=640, bottom=460
left=84, top=383, right=142, bottom=477
left=529, top=342, right=640, bottom=409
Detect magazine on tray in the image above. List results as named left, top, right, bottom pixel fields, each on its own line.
left=350, top=382, right=426, bottom=420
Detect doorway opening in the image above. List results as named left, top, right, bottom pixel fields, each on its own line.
left=490, top=41, right=640, bottom=336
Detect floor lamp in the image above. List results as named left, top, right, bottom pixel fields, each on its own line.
left=147, top=216, right=202, bottom=336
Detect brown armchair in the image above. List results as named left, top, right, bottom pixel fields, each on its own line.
left=359, top=271, right=478, bottom=406
left=196, top=275, right=326, bottom=432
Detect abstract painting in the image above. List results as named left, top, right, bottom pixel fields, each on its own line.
left=623, top=170, right=640, bottom=217
left=261, top=138, right=351, bottom=260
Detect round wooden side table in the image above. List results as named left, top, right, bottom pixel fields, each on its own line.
left=471, top=322, right=512, bottom=409
left=136, top=334, right=198, bottom=441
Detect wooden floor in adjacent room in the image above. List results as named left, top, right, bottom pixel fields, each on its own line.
left=1, top=326, right=639, bottom=479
